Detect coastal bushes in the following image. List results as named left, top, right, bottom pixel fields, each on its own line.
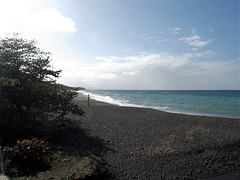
left=2, top=138, right=54, bottom=176
left=0, top=34, right=86, bottom=177
left=0, top=34, right=85, bottom=123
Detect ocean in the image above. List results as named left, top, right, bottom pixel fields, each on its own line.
left=79, top=90, right=240, bottom=119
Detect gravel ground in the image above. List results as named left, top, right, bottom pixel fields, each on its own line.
left=75, top=93, right=240, bottom=179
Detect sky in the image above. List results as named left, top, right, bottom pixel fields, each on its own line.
left=0, top=0, right=239, bottom=90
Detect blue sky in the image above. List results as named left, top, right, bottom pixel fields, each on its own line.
left=0, top=0, right=239, bottom=89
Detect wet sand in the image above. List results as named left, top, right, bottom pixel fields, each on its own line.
left=75, top=93, right=240, bottom=179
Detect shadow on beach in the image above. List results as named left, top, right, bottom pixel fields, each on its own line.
left=47, top=116, right=113, bottom=157
left=0, top=111, right=113, bottom=179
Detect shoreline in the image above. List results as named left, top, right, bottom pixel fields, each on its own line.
left=79, top=91, right=240, bottom=120
left=75, top=93, right=240, bottom=179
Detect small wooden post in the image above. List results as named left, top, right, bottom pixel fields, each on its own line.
left=88, top=94, right=90, bottom=106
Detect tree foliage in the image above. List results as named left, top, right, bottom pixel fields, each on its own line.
left=0, top=35, right=84, bottom=121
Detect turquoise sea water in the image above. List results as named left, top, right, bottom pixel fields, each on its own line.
left=79, top=90, right=240, bottom=119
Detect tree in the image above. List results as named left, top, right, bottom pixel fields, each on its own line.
left=0, top=34, right=84, bottom=121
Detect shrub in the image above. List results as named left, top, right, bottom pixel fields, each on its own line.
left=0, top=35, right=85, bottom=122
left=2, top=138, right=54, bottom=176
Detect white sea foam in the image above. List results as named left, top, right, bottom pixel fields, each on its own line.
left=78, top=90, right=169, bottom=110
left=78, top=90, right=129, bottom=106
left=78, top=90, right=240, bottom=119
left=78, top=90, right=209, bottom=116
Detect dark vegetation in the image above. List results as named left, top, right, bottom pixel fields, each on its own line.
left=57, top=84, right=86, bottom=91
left=0, top=35, right=109, bottom=179
left=0, top=35, right=85, bottom=123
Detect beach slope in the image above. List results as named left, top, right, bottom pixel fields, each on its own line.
left=75, top=93, right=240, bottom=179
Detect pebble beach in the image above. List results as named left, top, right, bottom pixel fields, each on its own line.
left=75, top=93, right=240, bottom=179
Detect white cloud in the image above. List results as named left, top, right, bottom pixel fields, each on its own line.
left=0, top=0, right=77, bottom=63
left=0, top=0, right=77, bottom=37
left=191, top=29, right=196, bottom=34
left=170, top=27, right=181, bottom=34
left=54, top=51, right=239, bottom=90
left=209, top=28, right=214, bottom=32
left=179, top=34, right=212, bottom=47
left=24, top=8, right=77, bottom=33
left=153, top=39, right=170, bottom=43
left=141, top=32, right=170, bottom=44
left=123, top=71, right=139, bottom=76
